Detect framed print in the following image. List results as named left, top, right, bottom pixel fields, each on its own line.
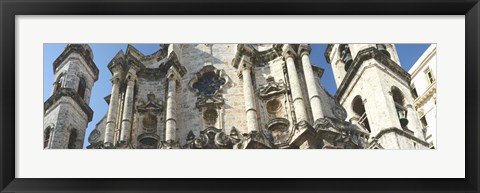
left=1, top=0, right=479, bottom=192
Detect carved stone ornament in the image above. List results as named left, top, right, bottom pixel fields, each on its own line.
left=258, top=76, right=286, bottom=100
left=332, top=105, right=348, bottom=121
left=266, top=118, right=290, bottom=146
left=185, top=127, right=241, bottom=149
left=137, top=93, right=164, bottom=114
left=189, top=65, right=229, bottom=96
left=195, top=94, right=224, bottom=110
left=313, top=117, right=369, bottom=149
left=137, top=133, right=160, bottom=148
left=88, top=129, right=101, bottom=143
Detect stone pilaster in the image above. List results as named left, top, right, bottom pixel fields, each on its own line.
left=165, top=69, right=179, bottom=142
left=119, top=69, right=137, bottom=144
left=406, top=104, right=425, bottom=140
left=239, top=55, right=259, bottom=133
left=282, top=45, right=308, bottom=122
left=299, top=44, right=325, bottom=121
left=104, top=74, right=121, bottom=147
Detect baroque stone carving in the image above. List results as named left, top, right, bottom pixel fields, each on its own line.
left=266, top=118, right=290, bottom=146
left=136, top=93, right=163, bottom=114
left=88, top=129, right=100, bottom=143
left=313, top=117, right=369, bottom=149
left=258, top=76, right=286, bottom=100
left=184, top=127, right=242, bottom=149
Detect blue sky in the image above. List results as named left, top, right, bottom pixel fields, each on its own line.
left=43, top=44, right=430, bottom=148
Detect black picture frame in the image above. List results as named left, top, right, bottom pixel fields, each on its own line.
left=1, top=0, right=479, bottom=192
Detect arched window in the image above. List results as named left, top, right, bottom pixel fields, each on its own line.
left=54, top=74, right=65, bottom=92
left=352, top=95, right=370, bottom=132
left=391, top=86, right=408, bottom=128
left=44, top=127, right=52, bottom=148
left=68, top=129, right=77, bottom=149
left=77, top=77, right=86, bottom=99
left=339, top=44, right=353, bottom=72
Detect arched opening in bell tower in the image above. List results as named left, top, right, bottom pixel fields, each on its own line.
left=352, top=95, right=370, bottom=133
left=391, top=86, right=409, bottom=129
left=44, top=127, right=52, bottom=148
left=78, top=77, right=87, bottom=99
left=68, top=129, right=78, bottom=149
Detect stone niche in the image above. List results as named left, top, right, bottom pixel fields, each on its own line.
left=189, top=65, right=229, bottom=130
left=258, top=76, right=290, bottom=147
left=136, top=93, right=163, bottom=148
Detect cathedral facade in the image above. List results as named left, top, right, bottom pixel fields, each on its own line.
left=44, top=44, right=430, bottom=149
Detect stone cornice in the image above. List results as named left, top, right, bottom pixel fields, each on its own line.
left=44, top=88, right=94, bottom=121
left=335, top=47, right=411, bottom=100
left=125, top=44, right=164, bottom=63
left=53, top=44, right=99, bottom=81
left=414, top=81, right=436, bottom=109
left=374, top=127, right=430, bottom=147
left=324, top=44, right=335, bottom=64
left=165, top=52, right=187, bottom=77
left=233, top=44, right=281, bottom=69
left=232, top=44, right=256, bottom=68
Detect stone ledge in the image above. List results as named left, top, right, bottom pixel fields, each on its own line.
left=374, top=127, right=430, bottom=147
left=44, top=88, right=94, bottom=121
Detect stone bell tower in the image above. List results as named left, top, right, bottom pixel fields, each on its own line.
left=43, top=44, right=99, bottom=149
left=325, top=44, right=429, bottom=149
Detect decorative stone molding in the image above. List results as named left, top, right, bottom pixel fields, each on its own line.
left=240, top=130, right=273, bottom=149
left=266, top=118, right=290, bottom=147
left=258, top=76, right=286, bottom=100
left=332, top=103, right=348, bottom=121
left=137, top=133, right=161, bottom=148
left=185, top=127, right=242, bottom=149
left=43, top=88, right=94, bottom=121
left=313, top=117, right=369, bottom=149
left=136, top=93, right=164, bottom=114
left=372, top=127, right=430, bottom=147
left=189, top=65, right=229, bottom=96
left=195, top=94, right=224, bottom=110
left=159, top=139, right=180, bottom=149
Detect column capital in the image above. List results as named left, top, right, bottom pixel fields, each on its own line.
left=237, top=55, right=253, bottom=79
left=110, top=75, right=121, bottom=84
left=282, top=44, right=297, bottom=60
left=298, top=44, right=312, bottom=58
left=167, top=66, right=181, bottom=82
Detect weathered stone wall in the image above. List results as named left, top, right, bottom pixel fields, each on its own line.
left=44, top=97, right=88, bottom=149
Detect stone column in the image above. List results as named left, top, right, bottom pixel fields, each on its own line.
left=165, top=74, right=177, bottom=142
left=406, top=104, right=425, bottom=140
left=283, top=46, right=308, bottom=122
left=299, top=45, right=324, bottom=121
left=240, top=56, right=258, bottom=133
left=119, top=71, right=137, bottom=144
left=104, top=74, right=121, bottom=147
